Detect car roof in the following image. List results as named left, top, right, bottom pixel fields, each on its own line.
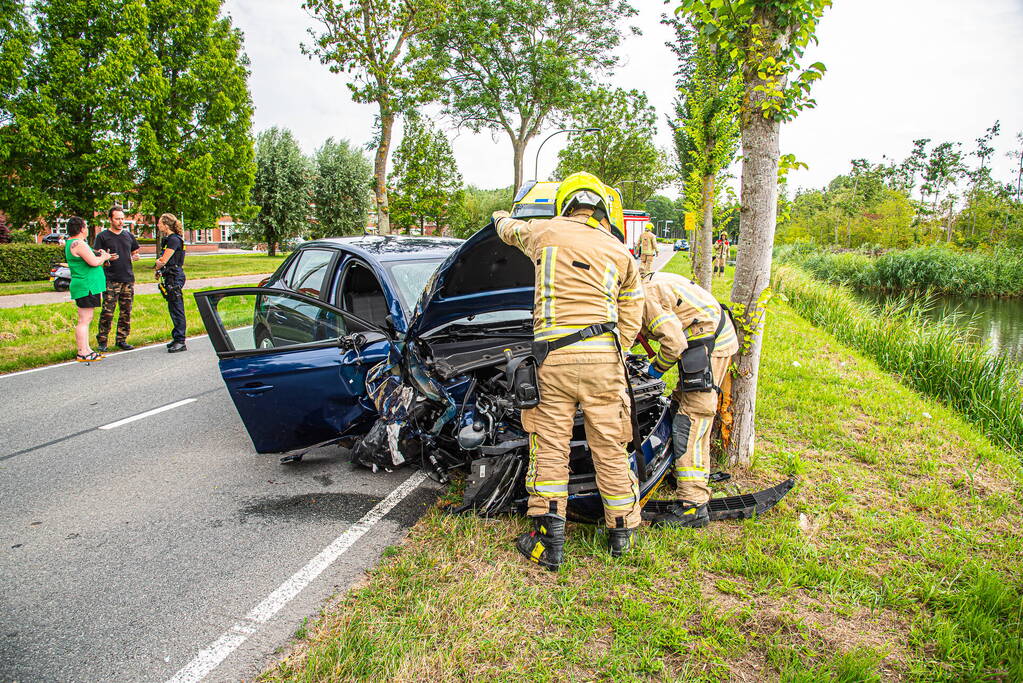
left=300, top=235, right=464, bottom=263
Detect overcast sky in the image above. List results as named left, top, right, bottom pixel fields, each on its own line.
left=221, top=0, right=1023, bottom=198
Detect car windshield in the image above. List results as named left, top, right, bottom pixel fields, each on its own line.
left=385, top=259, right=445, bottom=311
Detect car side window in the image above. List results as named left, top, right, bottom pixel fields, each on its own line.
left=339, top=261, right=390, bottom=328
left=285, top=249, right=334, bottom=298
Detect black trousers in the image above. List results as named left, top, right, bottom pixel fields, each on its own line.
left=164, top=269, right=187, bottom=343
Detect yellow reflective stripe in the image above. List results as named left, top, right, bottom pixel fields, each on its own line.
left=691, top=417, right=713, bottom=468
left=715, top=324, right=737, bottom=350
left=602, top=493, right=638, bottom=510
left=648, top=313, right=675, bottom=332
left=602, top=262, right=618, bottom=323
left=686, top=330, right=713, bottom=341
left=618, top=287, right=641, bottom=300
left=526, top=433, right=538, bottom=489
left=654, top=349, right=674, bottom=369
left=512, top=223, right=526, bottom=250
left=540, top=246, right=557, bottom=328
left=673, top=285, right=719, bottom=322
left=674, top=469, right=708, bottom=481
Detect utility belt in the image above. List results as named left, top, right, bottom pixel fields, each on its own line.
left=157, top=265, right=183, bottom=300
left=677, top=303, right=733, bottom=393
left=504, top=320, right=647, bottom=479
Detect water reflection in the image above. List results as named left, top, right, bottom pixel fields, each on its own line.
left=856, top=291, right=1023, bottom=362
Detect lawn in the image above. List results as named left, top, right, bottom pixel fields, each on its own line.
left=0, top=253, right=287, bottom=297
left=0, top=286, right=251, bottom=372
left=263, top=256, right=1023, bottom=681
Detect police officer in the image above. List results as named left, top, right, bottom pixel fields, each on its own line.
left=640, top=271, right=738, bottom=527
left=638, top=224, right=659, bottom=275
left=493, top=172, right=644, bottom=570
left=714, top=231, right=730, bottom=275
left=154, top=213, right=187, bottom=353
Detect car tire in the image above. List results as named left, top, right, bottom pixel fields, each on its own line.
left=53, top=278, right=70, bottom=291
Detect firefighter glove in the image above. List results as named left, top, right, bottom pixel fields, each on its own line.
left=645, top=362, right=665, bottom=380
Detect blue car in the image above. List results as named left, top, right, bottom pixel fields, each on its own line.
left=194, top=231, right=792, bottom=521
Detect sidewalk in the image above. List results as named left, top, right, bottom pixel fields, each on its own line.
left=0, top=273, right=267, bottom=309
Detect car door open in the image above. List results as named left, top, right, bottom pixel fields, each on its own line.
left=193, top=287, right=389, bottom=454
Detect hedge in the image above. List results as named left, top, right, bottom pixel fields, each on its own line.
left=0, top=243, right=63, bottom=282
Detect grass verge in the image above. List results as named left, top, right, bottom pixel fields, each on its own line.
left=0, top=286, right=234, bottom=372
left=0, top=253, right=286, bottom=297
left=263, top=258, right=1023, bottom=681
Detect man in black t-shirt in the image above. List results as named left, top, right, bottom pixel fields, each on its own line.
left=93, top=206, right=141, bottom=351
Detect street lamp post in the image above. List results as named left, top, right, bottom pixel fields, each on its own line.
left=533, top=127, right=602, bottom=182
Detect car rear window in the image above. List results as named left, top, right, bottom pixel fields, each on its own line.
left=286, top=249, right=334, bottom=297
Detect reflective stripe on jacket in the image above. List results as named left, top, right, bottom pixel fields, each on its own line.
left=640, top=272, right=739, bottom=372
left=496, top=213, right=643, bottom=364
left=639, top=231, right=658, bottom=256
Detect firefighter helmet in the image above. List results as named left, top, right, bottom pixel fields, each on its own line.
left=555, top=172, right=623, bottom=242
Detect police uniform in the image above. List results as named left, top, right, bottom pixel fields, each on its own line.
left=640, top=272, right=738, bottom=521
left=639, top=228, right=658, bottom=275
left=158, top=233, right=187, bottom=350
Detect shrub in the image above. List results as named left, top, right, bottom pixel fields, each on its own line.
left=0, top=243, right=64, bottom=282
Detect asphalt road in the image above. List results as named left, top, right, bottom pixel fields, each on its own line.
left=0, top=338, right=441, bottom=682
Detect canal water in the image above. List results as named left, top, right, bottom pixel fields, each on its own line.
left=856, top=291, right=1023, bottom=363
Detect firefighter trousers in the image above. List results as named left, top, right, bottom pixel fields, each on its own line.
left=671, top=354, right=732, bottom=504
left=520, top=359, right=641, bottom=529
left=640, top=254, right=655, bottom=275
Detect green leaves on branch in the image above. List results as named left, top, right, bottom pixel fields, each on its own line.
left=245, top=128, right=311, bottom=257
left=388, top=114, right=462, bottom=235
left=311, top=139, right=373, bottom=239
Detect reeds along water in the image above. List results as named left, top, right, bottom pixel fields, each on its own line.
left=775, top=245, right=1023, bottom=298
left=773, top=265, right=1023, bottom=456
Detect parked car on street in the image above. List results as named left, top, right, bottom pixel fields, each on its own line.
left=41, top=233, right=63, bottom=244
left=194, top=231, right=793, bottom=522
left=674, top=239, right=689, bottom=252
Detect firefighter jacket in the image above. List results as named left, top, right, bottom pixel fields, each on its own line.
left=715, top=237, right=730, bottom=259
left=641, top=272, right=739, bottom=374
left=496, top=213, right=644, bottom=365
left=639, top=230, right=659, bottom=256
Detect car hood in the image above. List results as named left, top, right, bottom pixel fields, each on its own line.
left=406, top=224, right=534, bottom=337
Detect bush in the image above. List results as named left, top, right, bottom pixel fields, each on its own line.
left=0, top=243, right=63, bottom=282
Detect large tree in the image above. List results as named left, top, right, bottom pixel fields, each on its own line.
left=12, top=0, right=146, bottom=235
left=554, top=87, right=670, bottom=207
left=247, top=127, right=310, bottom=257
left=135, top=0, right=256, bottom=231
left=678, top=0, right=831, bottom=466
left=303, top=0, right=445, bottom=235
left=0, top=0, right=42, bottom=228
left=389, top=114, right=462, bottom=234
left=430, top=0, right=637, bottom=193
left=449, top=185, right=511, bottom=238
left=310, top=137, right=373, bottom=238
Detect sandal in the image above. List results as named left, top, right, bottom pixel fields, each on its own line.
left=76, top=352, right=104, bottom=363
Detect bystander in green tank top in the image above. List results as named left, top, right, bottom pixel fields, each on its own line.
left=65, top=238, right=106, bottom=300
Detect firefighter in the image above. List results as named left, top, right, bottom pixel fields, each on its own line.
left=492, top=171, right=644, bottom=570
left=639, top=271, right=738, bottom=527
left=638, top=224, right=659, bottom=275
left=714, top=231, right=730, bottom=274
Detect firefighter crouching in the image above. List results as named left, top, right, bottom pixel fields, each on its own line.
left=640, top=271, right=738, bottom=527
left=493, top=171, right=644, bottom=570
left=638, top=224, right=658, bottom=275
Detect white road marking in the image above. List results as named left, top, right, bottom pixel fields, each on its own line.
left=0, top=335, right=210, bottom=379
left=166, top=470, right=428, bottom=683
left=98, top=398, right=197, bottom=430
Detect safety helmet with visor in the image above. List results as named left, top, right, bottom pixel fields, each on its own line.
left=555, top=172, right=624, bottom=242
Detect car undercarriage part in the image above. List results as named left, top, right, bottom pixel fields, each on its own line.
left=641, top=477, right=796, bottom=522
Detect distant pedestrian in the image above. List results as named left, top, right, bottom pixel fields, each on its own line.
left=94, top=206, right=140, bottom=352
left=155, top=213, right=187, bottom=353
left=714, top=231, right=730, bottom=275
left=65, top=216, right=116, bottom=363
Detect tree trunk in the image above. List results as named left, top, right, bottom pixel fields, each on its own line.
left=727, top=60, right=783, bottom=468
left=511, top=136, right=527, bottom=198
left=374, top=107, right=395, bottom=235
left=694, top=173, right=714, bottom=287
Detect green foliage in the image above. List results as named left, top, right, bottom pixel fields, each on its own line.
left=310, top=138, right=373, bottom=238
left=135, top=0, right=256, bottom=229
left=554, top=87, right=670, bottom=207
left=389, top=115, right=462, bottom=235
left=0, top=243, right=61, bottom=282
left=775, top=264, right=1023, bottom=454
left=429, top=0, right=637, bottom=190
left=245, top=128, right=311, bottom=257
left=449, top=185, right=511, bottom=239
left=303, top=0, right=446, bottom=234
left=776, top=245, right=1023, bottom=298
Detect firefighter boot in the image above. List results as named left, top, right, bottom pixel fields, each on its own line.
left=515, top=514, right=566, bottom=571
left=608, top=525, right=635, bottom=558
left=652, top=500, right=710, bottom=528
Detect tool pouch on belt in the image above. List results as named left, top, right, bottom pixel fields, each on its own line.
left=157, top=280, right=170, bottom=301
left=678, top=306, right=728, bottom=393
left=504, top=351, right=540, bottom=409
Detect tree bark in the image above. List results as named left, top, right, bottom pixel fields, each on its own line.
left=694, top=172, right=714, bottom=287
left=727, top=53, right=783, bottom=468
left=511, top=136, right=526, bottom=197
left=374, top=107, right=395, bottom=235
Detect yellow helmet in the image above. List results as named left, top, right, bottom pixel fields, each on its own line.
left=555, top=172, right=623, bottom=242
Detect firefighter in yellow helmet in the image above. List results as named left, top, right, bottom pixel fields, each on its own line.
left=714, top=231, right=730, bottom=275
left=492, top=171, right=644, bottom=570
left=639, top=271, right=738, bottom=527
left=638, top=223, right=659, bottom=275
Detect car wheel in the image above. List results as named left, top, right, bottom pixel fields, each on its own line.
left=54, top=278, right=70, bottom=291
